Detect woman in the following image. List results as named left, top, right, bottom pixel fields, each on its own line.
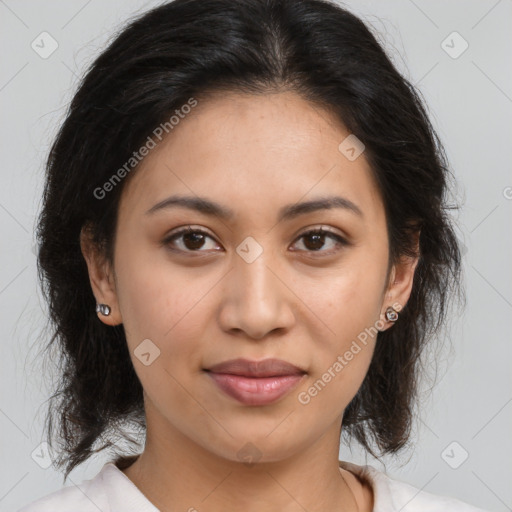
left=18, top=0, right=489, bottom=510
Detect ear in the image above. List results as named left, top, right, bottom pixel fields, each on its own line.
left=379, top=230, right=420, bottom=331
left=80, top=225, right=123, bottom=326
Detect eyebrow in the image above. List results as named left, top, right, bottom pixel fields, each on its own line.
left=145, top=194, right=363, bottom=221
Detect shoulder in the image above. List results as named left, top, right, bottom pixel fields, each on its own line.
left=339, top=460, right=491, bottom=512
left=17, top=462, right=158, bottom=512
left=17, top=464, right=111, bottom=512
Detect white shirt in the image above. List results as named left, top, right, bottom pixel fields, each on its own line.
left=17, top=460, right=489, bottom=511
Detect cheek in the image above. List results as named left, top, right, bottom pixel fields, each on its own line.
left=115, top=252, right=214, bottom=415
left=114, top=243, right=213, bottom=359
left=315, top=256, right=387, bottom=341
left=300, top=254, right=387, bottom=403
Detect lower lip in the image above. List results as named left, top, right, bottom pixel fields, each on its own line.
left=206, top=372, right=306, bottom=406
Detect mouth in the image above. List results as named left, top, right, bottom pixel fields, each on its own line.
left=203, top=358, right=307, bottom=406
left=204, top=357, right=307, bottom=377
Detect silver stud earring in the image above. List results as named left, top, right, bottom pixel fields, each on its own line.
left=385, top=306, right=399, bottom=322
left=96, top=303, right=111, bottom=316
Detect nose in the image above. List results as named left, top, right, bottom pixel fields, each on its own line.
left=217, top=246, right=296, bottom=340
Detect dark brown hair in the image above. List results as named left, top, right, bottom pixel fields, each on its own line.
left=35, top=0, right=463, bottom=481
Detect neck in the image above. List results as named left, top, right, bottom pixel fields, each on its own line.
left=121, top=412, right=366, bottom=511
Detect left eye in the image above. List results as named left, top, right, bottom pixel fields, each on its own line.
left=291, top=228, right=348, bottom=254
left=163, top=226, right=347, bottom=255
left=164, top=227, right=219, bottom=253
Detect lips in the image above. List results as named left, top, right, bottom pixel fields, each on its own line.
left=205, top=357, right=306, bottom=378
left=204, top=358, right=307, bottom=406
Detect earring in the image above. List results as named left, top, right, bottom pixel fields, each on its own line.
left=96, top=303, right=111, bottom=316
left=385, top=306, right=399, bottom=322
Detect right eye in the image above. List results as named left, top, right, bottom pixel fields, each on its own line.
left=163, top=226, right=222, bottom=254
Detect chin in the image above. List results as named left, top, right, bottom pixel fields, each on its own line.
left=207, top=431, right=304, bottom=466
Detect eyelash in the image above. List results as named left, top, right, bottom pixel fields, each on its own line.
left=163, top=225, right=349, bottom=257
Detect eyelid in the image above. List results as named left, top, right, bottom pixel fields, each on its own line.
left=167, top=225, right=213, bottom=236
left=163, top=225, right=218, bottom=247
left=290, top=225, right=349, bottom=254
left=295, top=224, right=346, bottom=239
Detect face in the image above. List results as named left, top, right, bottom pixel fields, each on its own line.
left=82, top=90, right=416, bottom=464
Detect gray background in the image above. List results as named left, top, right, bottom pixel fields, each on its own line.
left=1, top=0, right=511, bottom=510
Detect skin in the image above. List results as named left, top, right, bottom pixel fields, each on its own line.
left=81, top=90, right=419, bottom=512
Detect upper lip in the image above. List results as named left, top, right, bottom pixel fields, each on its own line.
left=205, top=358, right=307, bottom=377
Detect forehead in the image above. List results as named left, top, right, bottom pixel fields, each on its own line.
left=118, top=91, right=384, bottom=227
